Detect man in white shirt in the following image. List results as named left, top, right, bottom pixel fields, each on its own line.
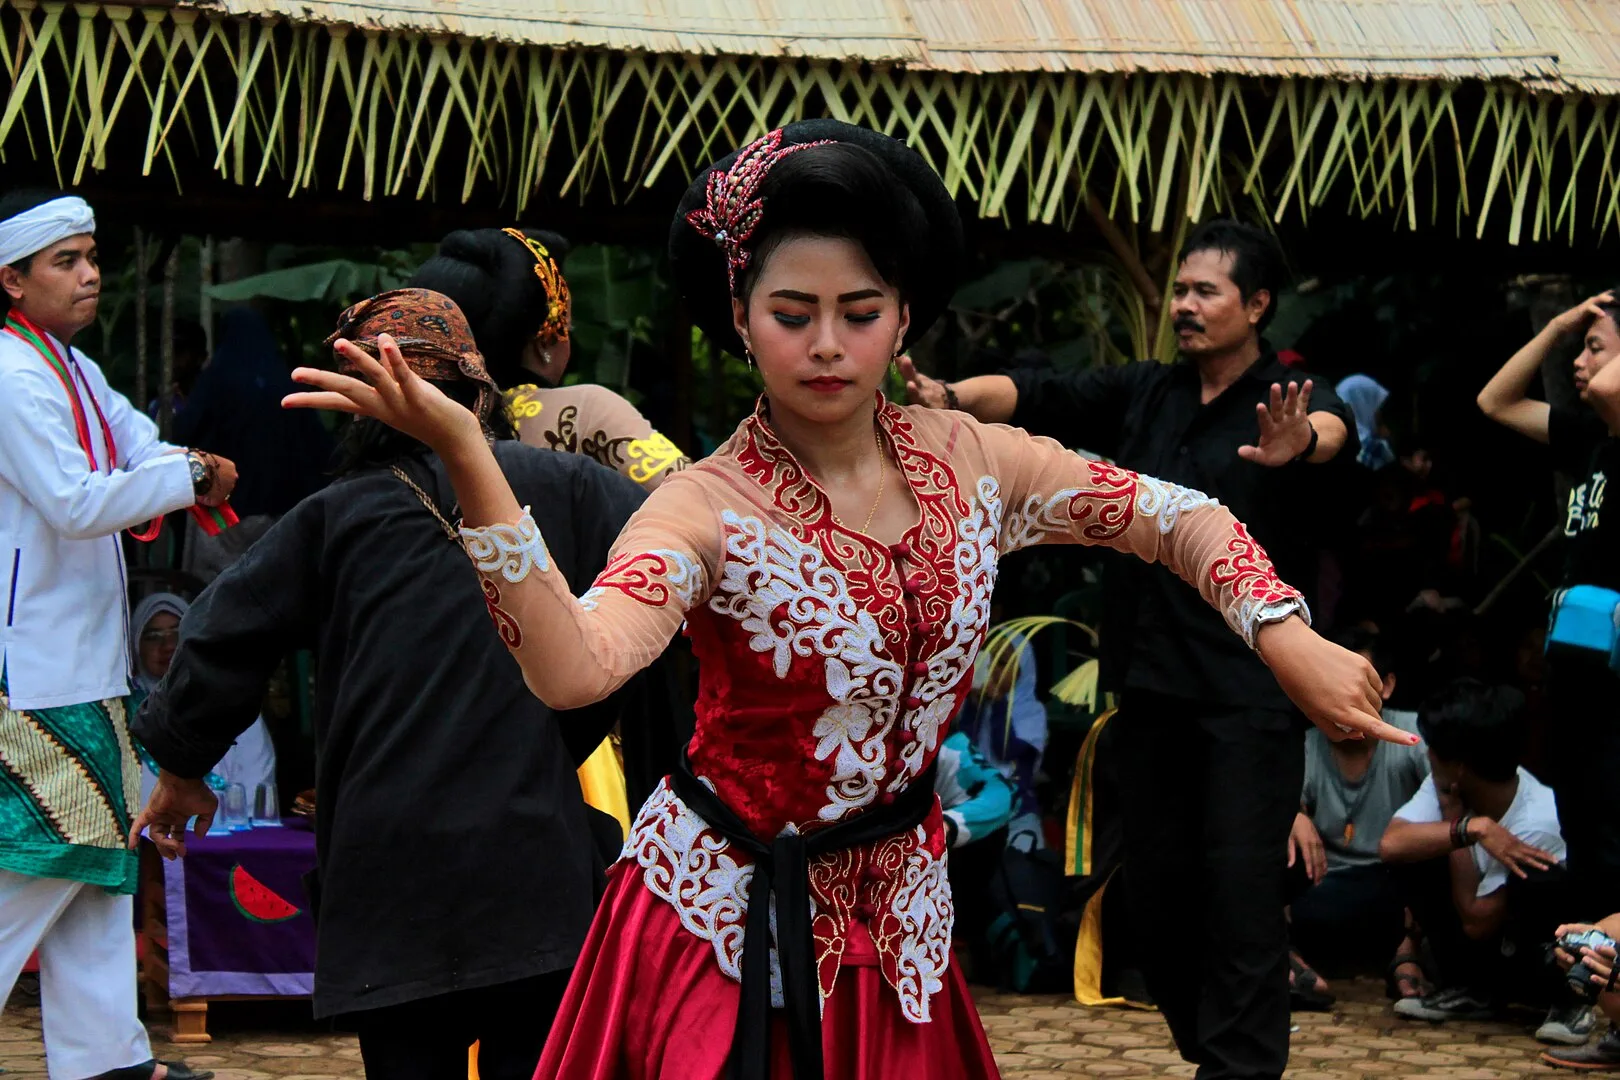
left=0, top=189, right=235, bottom=1080
left=1379, top=679, right=1577, bottom=1038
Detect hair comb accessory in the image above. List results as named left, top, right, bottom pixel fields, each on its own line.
left=684, top=128, right=832, bottom=295
left=502, top=228, right=571, bottom=346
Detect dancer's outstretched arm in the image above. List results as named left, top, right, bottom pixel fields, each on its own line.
left=287, top=335, right=716, bottom=711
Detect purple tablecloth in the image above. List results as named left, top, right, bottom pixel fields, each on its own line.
left=162, top=819, right=317, bottom=998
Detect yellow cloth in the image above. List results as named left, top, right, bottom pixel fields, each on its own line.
left=576, top=737, right=631, bottom=839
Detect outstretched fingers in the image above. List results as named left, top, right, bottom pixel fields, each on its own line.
left=1343, top=705, right=1420, bottom=746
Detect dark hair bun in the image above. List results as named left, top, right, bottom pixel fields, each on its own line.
left=409, top=228, right=557, bottom=388
left=670, top=120, right=962, bottom=358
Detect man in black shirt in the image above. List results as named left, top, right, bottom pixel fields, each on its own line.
left=902, top=220, right=1357, bottom=1080
left=1478, top=288, right=1620, bottom=918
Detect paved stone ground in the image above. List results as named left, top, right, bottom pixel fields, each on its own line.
left=0, top=979, right=1580, bottom=1077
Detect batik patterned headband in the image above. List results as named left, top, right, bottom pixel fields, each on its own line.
left=502, top=228, right=571, bottom=347
left=684, top=128, right=833, bottom=296
left=325, top=288, right=500, bottom=427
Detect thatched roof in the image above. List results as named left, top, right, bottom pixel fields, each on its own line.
left=3, top=0, right=1619, bottom=245
left=207, top=0, right=1620, bottom=92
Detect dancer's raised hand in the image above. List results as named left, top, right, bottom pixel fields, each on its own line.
left=284, top=333, right=482, bottom=458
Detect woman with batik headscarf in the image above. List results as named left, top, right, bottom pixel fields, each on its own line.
left=280, top=123, right=1411, bottom=1079
left=129, top=290, right=650, bottom=1079
left=410, top=228, right=691, bottom=490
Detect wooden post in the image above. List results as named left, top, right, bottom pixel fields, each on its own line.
left=199, top=235, right=215, bottom=356
left=671, top=299, right=693, bottom=452
left=157, top=244, right=178, bottom=439
left=133, top=228, right=149, bottom=415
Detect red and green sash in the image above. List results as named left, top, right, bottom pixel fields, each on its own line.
left=3, top=311, right=236, bottom=539
left=5, top=310, right=117, bottom=472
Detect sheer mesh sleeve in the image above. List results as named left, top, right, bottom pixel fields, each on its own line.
left=459, top=472, right=720, bottom=709
left=977, top=419, right=1308, bottom=648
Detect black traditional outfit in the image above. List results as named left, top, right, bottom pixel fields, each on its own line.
left=132, top=291, right=648, bottom=1076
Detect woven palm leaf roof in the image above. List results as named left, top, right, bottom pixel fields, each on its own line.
left=3, top=0, right=1620, bottom=244
left=205, top=0, right=1620, bottom=92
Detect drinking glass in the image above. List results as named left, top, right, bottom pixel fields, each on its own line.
left=222, top=782, right=252, bottom=832
left=205, top=774, right=232, bottom=835
left=251, top=782, right=282, bottom=828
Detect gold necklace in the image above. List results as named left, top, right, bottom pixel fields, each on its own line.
left=832, top=424, right=887, bottom=534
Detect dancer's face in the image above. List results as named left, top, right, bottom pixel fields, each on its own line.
left=732, top=235, right=909, bottom=425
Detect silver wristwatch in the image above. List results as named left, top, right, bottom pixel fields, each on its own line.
left=186, top=450, right=213, bottom=498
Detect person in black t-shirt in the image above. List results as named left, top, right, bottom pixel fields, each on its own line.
left=901, top=221, right=1367, bottom=1080
left=1477, top=288, right=1620, bottom=918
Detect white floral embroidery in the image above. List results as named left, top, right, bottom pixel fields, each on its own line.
left=888, top=826, right=954, bottom=1023
left=1235, top=596, right=1312, bottom=650
left=890, top=478, right=1000, bottom=788
left=1002, top=487, right=1083, bottom=552
left=1135, top=474, right=1218, bottom=534
left=709, top=511, right=903, bottom=820
left=624, top=779, right=789, bottom=1007
left=460, top=509, right=550, bottom=581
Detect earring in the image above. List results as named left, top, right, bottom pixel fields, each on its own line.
left=745, top=349, right=756, bottom=370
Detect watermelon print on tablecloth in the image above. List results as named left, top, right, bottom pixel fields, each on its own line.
left=230, top=862, right=302, bottom=923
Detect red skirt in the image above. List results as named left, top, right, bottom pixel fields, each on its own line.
left=536, top=862, right=1001, bottom=1079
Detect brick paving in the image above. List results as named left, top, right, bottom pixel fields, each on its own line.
left=0, top=979, right=1579, bottom=1077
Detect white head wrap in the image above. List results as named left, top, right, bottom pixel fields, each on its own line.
left=0, top=196, right=95, bottom=267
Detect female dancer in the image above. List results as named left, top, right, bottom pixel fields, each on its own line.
left=288, top=121, right=1410, bottom=1079
left=410, top=228, right=690, bottom=490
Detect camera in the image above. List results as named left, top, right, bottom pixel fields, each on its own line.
left=1557, top=929, right=1618, bottom=1001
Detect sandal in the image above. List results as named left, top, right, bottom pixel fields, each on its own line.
left=1386, top=949, right=1430, bottom=1001
left=92, top=1061, right=215, bottom=1080
left=1289, top=952, right=1335, bottom=1011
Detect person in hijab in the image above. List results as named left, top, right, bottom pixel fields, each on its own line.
left=173, top=306, right=333, bottom=580
left=128, top=593, right=275, bottom=811
left=131, top=289, right=649, bottom=1080
left=1337, top=374, right=1397, bottom=471
left=410, top=228, right=691, bottom=491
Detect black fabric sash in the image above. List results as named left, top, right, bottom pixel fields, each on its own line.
left=669, top=752, right=939, bottom=1080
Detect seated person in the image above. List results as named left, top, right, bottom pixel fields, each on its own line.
left=936, top=728, right=1017, bottom=977
left=1544, top=914, right=1620, bottom=1070
left=130, top=594, right=276, bottom=810
left=1380, top=679, right=1570, bottom=1028
left=955, top=633, right=1047, bottom=850
left=1288, top=628, right=1428, bottom=1007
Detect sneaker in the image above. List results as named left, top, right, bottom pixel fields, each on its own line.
left=1540, top=1004, right=1601, bottom=1045
left=1543, top=1030, right=1620, bottom=1071
left=1392, top=986, right=1494, bottom=1022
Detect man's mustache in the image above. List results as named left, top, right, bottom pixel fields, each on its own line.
left=1173, top=316, right=1204, bottom=333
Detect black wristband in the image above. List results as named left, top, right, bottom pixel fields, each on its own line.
left=943, top=382, right=960, bottom=411
left=1452, top=814, right=1475, bottom=849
